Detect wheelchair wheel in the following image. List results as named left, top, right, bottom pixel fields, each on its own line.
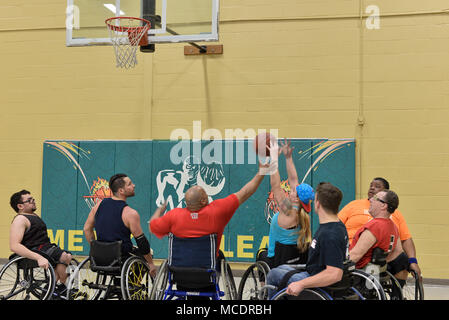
left=66, top=257, right=106, bottom=300
left=401, top=270, right=424, bottom=300
left=382, top=271, right=404, bottom=300
left=149, top=260, right=169, bottom=300
left=351, top=269, right=386, bottom=300
left=272, top=288, right=330, bottom=300
left=237, top=261, right=270, bottom=300
left=220, top=259, right=237, bottom=300
left=0, top=256, right=56, bottom=300
left=121, top=256, right=152, bottom=300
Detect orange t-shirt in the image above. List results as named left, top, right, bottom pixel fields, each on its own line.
left=338, top=199, right=411, bottom=244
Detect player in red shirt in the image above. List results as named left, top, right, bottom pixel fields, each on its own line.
left=349, top=190, right=403, bottom=269
left=149, top=161, right=270, bottom=258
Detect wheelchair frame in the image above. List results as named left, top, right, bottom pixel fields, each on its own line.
left=359, top=248, right=424, bottom=300
left=149, top=234, right=237, bottom=300
left=239, top=259, right=388, bottom=301
left=66, top=241, right=153, bottom=300
left=150, top=255, right=237, bottom=300
left=0, top=250, right=78, bottom=300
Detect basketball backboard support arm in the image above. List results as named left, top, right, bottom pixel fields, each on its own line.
left=148, top=15, right=222, bottom=54
left=140, top=0, right=156, bottom=52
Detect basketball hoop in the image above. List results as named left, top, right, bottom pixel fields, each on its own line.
left=105, top=16, right=151, bottom=69
left=83, top=194, right=110, bottom=210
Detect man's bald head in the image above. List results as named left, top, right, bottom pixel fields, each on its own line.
left=185, top=186, right=209, bottom=211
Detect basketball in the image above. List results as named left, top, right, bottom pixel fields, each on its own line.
left=253, top=132, right=276, bottom=157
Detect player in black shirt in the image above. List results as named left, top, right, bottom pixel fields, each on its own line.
left=266, top=182, right=349, bottom=298
left=9, top=189, right=73, bottom=295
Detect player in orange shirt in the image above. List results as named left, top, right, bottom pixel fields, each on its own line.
left=338, top=177, right=421, bottom=280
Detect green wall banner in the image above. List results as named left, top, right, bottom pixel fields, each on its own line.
left=42, top=139, right=355, bottom=262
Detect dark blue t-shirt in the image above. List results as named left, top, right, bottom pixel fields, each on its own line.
left=306, top=221, right=349, bottom=276
left=94, top=198, right=133, bottom=255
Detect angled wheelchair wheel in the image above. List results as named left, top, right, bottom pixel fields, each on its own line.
left=272, top=288, right=330, bottom=300
left=237, top=261, right=270, bottom=300
left=220, top=259, right=237, bottom=300
left=121, top=256, right=152, bottom=300
left=381, top=271, right=404, bottom=300
left=351, top=269, right=386, bottom=300
left=66, top=257, right=105, bottom=300
left=401, top=270, right=424, bottom=300
left=0, top=255, right=56, bottom=300
left=149, top=260, right=169, bottom=300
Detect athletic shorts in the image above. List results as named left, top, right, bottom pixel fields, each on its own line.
left=387, top=252, right=409, bottom=275
left=34, top=243, right=66, bottom=267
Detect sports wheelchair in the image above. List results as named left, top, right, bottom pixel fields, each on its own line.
left=238, top=242, right=308, bottom=300
left=0, top=250, right=78, bottom=300
left=66, top=240, right=153, bottom=300
left=240, top=259, right=387, bottom=301
left=149, top=233, right=237, bottom=300
left=359, top=248, right=424, bottom=300
left=270, top=261, right=373, bottom=300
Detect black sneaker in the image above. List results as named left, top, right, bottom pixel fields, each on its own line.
left=53, top=283, right=68, bottom=299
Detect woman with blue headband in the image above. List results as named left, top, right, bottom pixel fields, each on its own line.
left=257, top=139, right=314, bottom=269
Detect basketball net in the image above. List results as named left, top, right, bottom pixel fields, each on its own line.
left=105, top=17, right=151, bottom=69
left=83, top=195, right=108, bottom=210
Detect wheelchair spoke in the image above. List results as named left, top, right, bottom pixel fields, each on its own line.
left=67, top=257, right=104, bottom=300
left=351, top=270, right=386, bottom=300
left=122, top=257, right=151, bottom=300
left=238, top=263, right=268, bottom=300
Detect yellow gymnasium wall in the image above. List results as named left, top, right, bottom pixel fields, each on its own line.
left=0, top=0, right=448, bottom=279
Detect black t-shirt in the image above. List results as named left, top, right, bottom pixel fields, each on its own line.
left=18, top=214, right=51, bottom=249
left=306, top=221, right=349, bottom=276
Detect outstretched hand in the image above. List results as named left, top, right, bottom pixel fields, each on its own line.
left=159, top=200, right=168, bottom=214
left=280, top=138, right=294, bottom=158
left=258, top=140, right=279, bottom=175
left=149, top=200, right=168, bottom=224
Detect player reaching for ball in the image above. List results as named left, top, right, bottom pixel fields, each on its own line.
left=253, top=132, right=276, bottom=158
left=256, top=139, right=315, bottom=270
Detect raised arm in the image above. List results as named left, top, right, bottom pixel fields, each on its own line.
left=270, top=165, right=287, bottom=209
left=280, top=138, right=299, bottom=188
left=149, top=200, right=168, bottom=223
left=234, top=162, right=269, bottom=205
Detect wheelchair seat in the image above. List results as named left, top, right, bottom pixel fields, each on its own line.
left=167, top=266, right=216, bottom=289
left=273, top=242, right=308, bottom=267
left=89, top=240, right=122, bottom=274
left=168, top=233, right=218, bottom=270
left=361, top=247, right=389, bottom=281
left=163, top=233, right=224, bottom=300
left=322, top=260, right=357, bottom=298
left=8, top=249, right=58, bottom=270
left=371, top=247, right=388, bottom=267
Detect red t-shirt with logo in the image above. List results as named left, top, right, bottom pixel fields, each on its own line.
left=149, top=194, right=240, bottom=255
left=349, top=218, right=399, bottom=268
